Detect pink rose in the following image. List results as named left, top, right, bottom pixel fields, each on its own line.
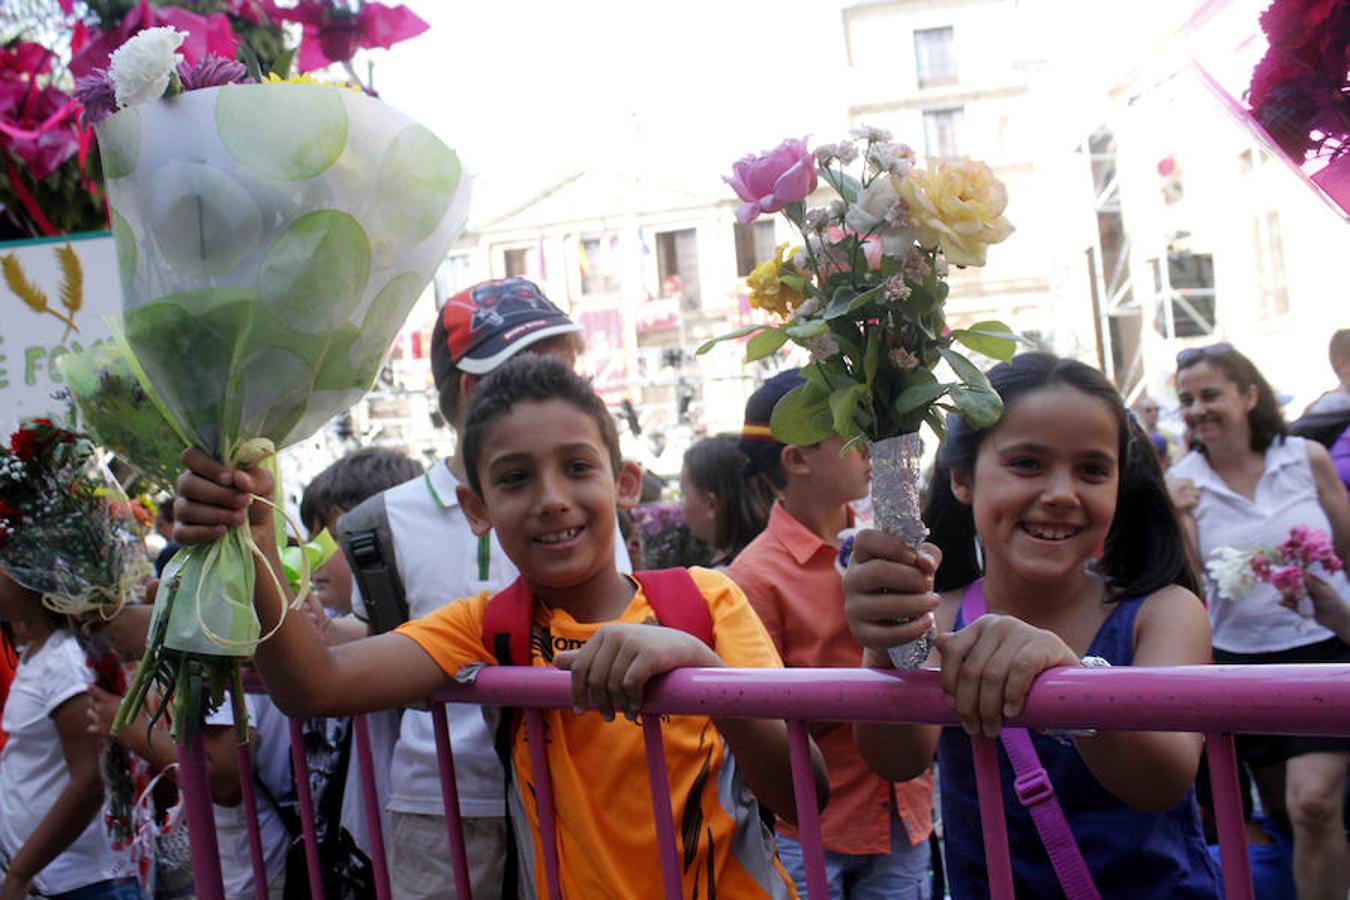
left=725, top=138, right=818, bottom=224
left=1267, top=565, right=1305, bottom=595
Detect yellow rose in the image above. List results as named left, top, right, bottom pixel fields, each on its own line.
left=746, top=243, right=804, bottom=319
left=899, top=159, right=1014, bottom=267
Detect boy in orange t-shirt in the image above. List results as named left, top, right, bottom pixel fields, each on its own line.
left=175, top=354, right=825, bottom=899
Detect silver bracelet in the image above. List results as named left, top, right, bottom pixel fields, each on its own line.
left=1041, top=656, right=1112, bottom=743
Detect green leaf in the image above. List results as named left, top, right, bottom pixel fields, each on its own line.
left=696, top=325, right=764, bottom=355
left=939, top=347, right=990, bottom=387
left=893, top=380, right=950, bottom=416
left=817, top=165, right=863, bottom=205
left=779, top=273, right=808, bottom=293
left=800, top=363, right=832, bottom=395
left=270, top=47, right=297, bottom=78
left=952, top=320, right=1018, bottom=362
left=924, top=408, right=948, bottom=442
left=949, top=384, right=1004, bottom=429
left=863, top=329, right=880, bottom=389
left=783, top=201, right=806, bottom=228
left=784, top=319, right=829, bottom=341
left=745, top=327, right=790, bottom=362
left=770, top=383, right=835, bottom=445
left=823, top=286, right=858, bottom=320
left=829, top=383, right=863, bottom=435
left=239, top=42, right=265, bottom=85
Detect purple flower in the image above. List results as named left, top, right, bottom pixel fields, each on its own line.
left=74, top=69, right=118, bottom=125
left=177, top=55, right=249, bottom=91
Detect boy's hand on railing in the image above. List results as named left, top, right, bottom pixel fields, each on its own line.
left=935, top=616, right=1079, bottom=738
left=174, top=447, right=275, bottom=544
left=843, top=528, right=941, bottom=661
left=554, top=624, right=722, bottom=722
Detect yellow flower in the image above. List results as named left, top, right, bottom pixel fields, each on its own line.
left=899, top=159, right=1014, bottom=267
left=746, top=243, right=804, bottom=319
left=262, top=72, right=361, bottom=91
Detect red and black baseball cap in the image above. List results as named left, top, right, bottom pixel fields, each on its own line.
left=430, top=278, right=582, bottom=384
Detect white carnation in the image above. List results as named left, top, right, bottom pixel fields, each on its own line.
left=1205, top=546, right=1256, bottom=601
left=109, top=27, right=186, bottom=108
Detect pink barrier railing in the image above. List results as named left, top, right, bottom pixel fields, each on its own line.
left=177, top=663, right=1350, bottom=899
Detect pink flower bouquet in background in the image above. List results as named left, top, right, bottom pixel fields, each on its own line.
left=1188, top=0, right=1350, bottom=219
left=1205, top=525, right=1345, bottom=614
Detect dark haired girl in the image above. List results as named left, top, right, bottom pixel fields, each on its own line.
left=846, top=352, right=1219, bottom=898
left=679, top=435, right=777, bottom=569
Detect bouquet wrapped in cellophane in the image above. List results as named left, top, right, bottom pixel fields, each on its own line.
left=58, top=340, right=186, bottom=494
left=84, top=27, right=470, bottom=741
left=701, top=127, right=1017, bottom=669
left=0, top=418, right=151, bottom=617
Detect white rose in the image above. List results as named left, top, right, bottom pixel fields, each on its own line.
left=844, top=175, right=919, bottom=254
left=1204, top=546, right=1257, bottom=601
left=109, top=27, right=186, bottom=108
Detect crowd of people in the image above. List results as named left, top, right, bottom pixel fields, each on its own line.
left=0, top=277, right=1347, bottom=899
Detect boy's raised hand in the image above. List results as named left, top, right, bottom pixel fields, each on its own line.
left=554, top=624, right=722, bottom=722
left=174, top=447, right=275, bottom=544
left=935, top=616, right=1079, bottom=738
left=843, top=528, right=942, bottom=661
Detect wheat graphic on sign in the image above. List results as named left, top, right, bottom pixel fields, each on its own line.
left=3, top=243, right=84, bottom=341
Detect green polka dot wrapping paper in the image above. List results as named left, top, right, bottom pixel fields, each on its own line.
left=96, top=83, right=470, bottom=458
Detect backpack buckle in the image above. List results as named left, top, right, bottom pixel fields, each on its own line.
left=1013, top=767, right=1055, bottom=807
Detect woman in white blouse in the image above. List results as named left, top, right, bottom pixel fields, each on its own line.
left=1169, top=343, right=1350, bottom=900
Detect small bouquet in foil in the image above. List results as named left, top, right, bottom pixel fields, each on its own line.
left=0, top=418, right=150, bottom=617
left=1206, top=525, right=1345, bottom=615
left=699, top=127, right=1018, bottom=668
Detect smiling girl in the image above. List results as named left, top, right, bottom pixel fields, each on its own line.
left=844, top=352, right=1220, bottom=898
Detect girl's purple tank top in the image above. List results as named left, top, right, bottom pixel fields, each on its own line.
left=937, top=593, right=1221, bottom=899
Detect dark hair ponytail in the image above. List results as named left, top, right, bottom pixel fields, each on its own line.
left=923, top=352, right=1198, bottom=599
left=683, top=435, right=776, bottom=563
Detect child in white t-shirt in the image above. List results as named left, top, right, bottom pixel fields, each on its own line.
left=0, top=572, right=136, bottom=899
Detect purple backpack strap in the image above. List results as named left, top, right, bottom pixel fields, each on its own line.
left=961, top=581, right=1102, bottom=900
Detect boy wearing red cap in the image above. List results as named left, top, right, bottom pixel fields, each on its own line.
left=340, top=278, right=630, bottom=899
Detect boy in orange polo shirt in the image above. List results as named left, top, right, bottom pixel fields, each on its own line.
left=174, top=355, right=826, bottom=899
left=729, top=370, right=935, bottom=899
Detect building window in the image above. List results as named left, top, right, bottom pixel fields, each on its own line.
left=580, top=233, right=620, bottom=295
left=1252, top=211, right=1288, bottom=318
left=734, top=220, right=777, bottom=277
left=503, top=248, right=528, bottom=278
left=656, top=228, right=700, bottom=309
left=434, top=253, right=473, bottom=302
left=914, top=26, right=956, bottom=88
left=1152, top=251, right=1216, bottom=338
left=923, top=107, right=963, bottom=159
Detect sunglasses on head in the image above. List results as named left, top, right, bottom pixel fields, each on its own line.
left=1176, top=342, right=1233, bottom=368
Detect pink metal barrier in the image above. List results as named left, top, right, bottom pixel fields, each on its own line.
left=176, top=663, right=1350, bottom=899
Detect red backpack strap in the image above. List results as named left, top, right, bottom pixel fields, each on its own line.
left=481, top=576, right=534, bottom=666
left=633, top=568, right=715, bottom=648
